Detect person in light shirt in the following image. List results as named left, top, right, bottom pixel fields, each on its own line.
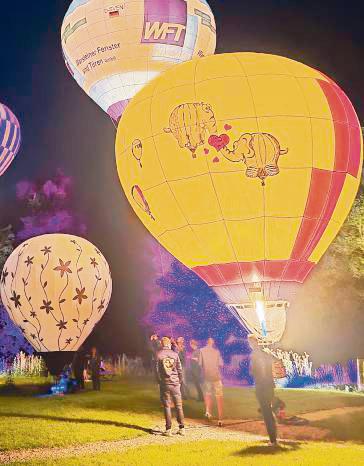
left=199, top=337, right=224, bottom=426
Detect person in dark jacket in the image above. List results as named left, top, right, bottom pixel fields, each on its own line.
left=189, top=340, right=204, bottom=401
left=248, top=334, right=278, bottom=446
left=155, top=336, right=185, bottom=436
left=89, top=346, right=101, bottom=391
left=72, top=346, right=86, bottom=390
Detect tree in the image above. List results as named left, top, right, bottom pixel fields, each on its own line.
left=329, top=194, right=364, bottom=280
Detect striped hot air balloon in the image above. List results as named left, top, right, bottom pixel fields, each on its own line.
left=116, top=53, right=363, bottom=345
left=0, top=103, right=21, bottom=177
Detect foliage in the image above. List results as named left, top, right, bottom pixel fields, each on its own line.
left=0, top=225, right=32, bottom=359
left=329, top=194, right=364, bottom=280
left=0, top=225, right=14, bottom=272
left=15, top=170, right=86, bottom=241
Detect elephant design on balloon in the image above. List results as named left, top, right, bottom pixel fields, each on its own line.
left=164, top=103, right=217, bottom=157
left=214, top=132, right=288, bottom=186
left=164, top=102, right=288, bottom=185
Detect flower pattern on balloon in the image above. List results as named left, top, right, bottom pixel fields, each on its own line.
left=40, top=300, right=54, bottom=314
left=90, top=258, right=98, bottom=268
left=97, top=299, right=105, bottom=312
left=1, top=268, right=8, bottom=285
left=24, top=256, right=34, bottom=267
left=53, top=258, right=72, bottom=277
left=10, top=291, right=21, bottom=308
left=41, top=246, right=52, bottom=255
left=56, top=320, right=68, bottom=330
left=73, top=287, right=88, bottom=305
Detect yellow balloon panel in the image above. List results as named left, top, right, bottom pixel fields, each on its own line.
left=0, top=235, right=112, bottom=352
left=116, top=52, right=362, bottom=292
left=61, top=0, right=216, bottom=121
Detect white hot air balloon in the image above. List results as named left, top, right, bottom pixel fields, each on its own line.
left=0, top=234, right=112, bottom=374
left=61, top=0, right=216, bottom=124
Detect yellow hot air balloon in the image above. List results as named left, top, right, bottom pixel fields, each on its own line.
left=115, top=53, right=363, bottom=344
left=0, top=234, right=112, bottom=373
left=61, top=0, right=216, bottom=124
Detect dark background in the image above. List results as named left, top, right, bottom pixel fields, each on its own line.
left=0, top=0, right=362, bottom=359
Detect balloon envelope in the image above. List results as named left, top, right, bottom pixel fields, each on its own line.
left=115, top=53, right=363, bottom=310
left=61, top=0, right=216, bottom=123
left=0, top=103, right=21, bottom=176
left=0, top=234, right=112, bottom=353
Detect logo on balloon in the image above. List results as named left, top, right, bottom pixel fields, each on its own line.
left=142, top=0, right=187, bottom=46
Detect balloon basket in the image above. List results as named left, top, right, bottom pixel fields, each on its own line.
left=37, top=352, right=75, bottom=377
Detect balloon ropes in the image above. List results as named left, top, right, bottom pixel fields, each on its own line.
left=115, top=52, right=363, bottom=345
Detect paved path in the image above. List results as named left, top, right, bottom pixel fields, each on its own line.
left=0, top=424, right=264, bottom=464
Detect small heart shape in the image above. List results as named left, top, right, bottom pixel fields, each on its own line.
left=204, top=148, right=209, bottom=155
left=224, top=124, right=232, bottom=131
left=208, top=134, right=230, bottom=152
left=212, top=156, right=220, bottom=163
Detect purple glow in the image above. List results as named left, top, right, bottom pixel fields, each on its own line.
left=142, top=239, right=253, bottom=385
left=16, top=180, right=36, bottom=200
left=16, top=171, right=86, bottom=241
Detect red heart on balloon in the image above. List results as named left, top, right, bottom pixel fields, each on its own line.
left=208, top=134, right=230, bottom=152
left=224, top=124, right=232, bottom=131
left=204, top=148, right=209, bottom=154
left=212, top=157, right=220, bottom=163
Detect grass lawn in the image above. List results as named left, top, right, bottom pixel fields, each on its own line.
left=14, top=440, right=364, bottom=466
left=0, top=376, right=363, bottom=451
left=312, top=411, right=364, bottom=442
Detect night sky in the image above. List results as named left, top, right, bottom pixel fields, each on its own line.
left=0, top=1, right=363, bottom=359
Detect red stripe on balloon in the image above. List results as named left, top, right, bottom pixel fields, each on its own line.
left=318, top=79, right=361, bottom=178
left=291, top=169, right=331, bottom=261
left=193, top=259, right=315, bottom=286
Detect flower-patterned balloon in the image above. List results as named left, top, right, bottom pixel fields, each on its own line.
left=0, top=234, right=112, bottom=352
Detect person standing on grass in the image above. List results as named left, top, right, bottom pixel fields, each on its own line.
left=248, top=334, right=278, bottom=447
left=174, top=336, right=190, bottom=400
left=89, top=346, right=101, bottom=391
left=199, top=337, right=224, bottom=426
left=72, top=346, right=86, bottom=390
left=189, top=340, right=204, bottom=402
left=155, top=336, right=185, bottom=437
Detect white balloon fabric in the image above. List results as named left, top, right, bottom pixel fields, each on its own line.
left=61, top=0, right=216, bottom=123
left=0, top=234, right=112, bottom=352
